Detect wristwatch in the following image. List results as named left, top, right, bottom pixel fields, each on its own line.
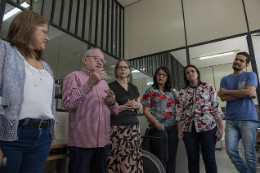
left=154, top=120, right=158, bottom=124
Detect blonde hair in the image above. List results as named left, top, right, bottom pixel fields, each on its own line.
left=4, top=10, right=49, bottom=60
left=114, top=59, right=132, bottom=78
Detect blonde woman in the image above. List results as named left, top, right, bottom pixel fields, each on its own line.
left=107, top=59, right=143, bottom=173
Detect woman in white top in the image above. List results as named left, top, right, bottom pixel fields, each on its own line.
left=0, top=10, right=57, bottom=173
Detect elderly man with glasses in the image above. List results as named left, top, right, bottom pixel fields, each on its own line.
left=62, top=48, right=119, bottom=173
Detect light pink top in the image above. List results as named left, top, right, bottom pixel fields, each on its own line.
left=62, top=69, right=119, bottom=148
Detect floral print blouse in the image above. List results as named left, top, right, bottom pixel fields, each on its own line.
left=141, top=87, right=177, bottom=127
left=176, top=83, right=224, bottom=132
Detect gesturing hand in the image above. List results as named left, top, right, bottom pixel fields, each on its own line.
left=105, top=89, right=116, bottom=106
left=87, top=68, right=107, bottom=87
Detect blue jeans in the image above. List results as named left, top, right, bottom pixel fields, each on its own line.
left=149, top=125, right=179, bottom=173
left=183, top=124, right=217, bottom=173
left=225, top=120, right=258, bottom=173
left=0, top=119, right=52, bottom=173
left=68, top=144, right=109, bottom=173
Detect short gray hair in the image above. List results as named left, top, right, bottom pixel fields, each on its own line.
left=83, top=48, right=103, bottom=57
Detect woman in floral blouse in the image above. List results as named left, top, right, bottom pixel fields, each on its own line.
left=176, top=64, right=224, bottom=173
left=141, top=66, right=179, bottom=173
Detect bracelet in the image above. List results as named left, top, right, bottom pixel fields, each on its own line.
left=154, top=120, right=158, bottom=124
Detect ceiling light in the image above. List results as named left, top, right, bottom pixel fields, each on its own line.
left=132, top=70, right=140, bottom=73
left=199, top=52, right=234, bottom=60
left=3, top=2, right=30, bottom=21
left=110, top=65, right=115, bottom=68
left=193, top=50, right=240, bottom=60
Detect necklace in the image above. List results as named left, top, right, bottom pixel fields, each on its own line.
left=26, top=60, right=42, bottom=87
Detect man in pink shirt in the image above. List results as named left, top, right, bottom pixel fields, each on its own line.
left=62, top=48, right=119, bottom=173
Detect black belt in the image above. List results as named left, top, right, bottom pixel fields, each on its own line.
left=18, top=119, right=51, bottom=129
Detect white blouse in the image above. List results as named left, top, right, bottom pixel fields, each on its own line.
left=19, top=58, right=54, bottom=120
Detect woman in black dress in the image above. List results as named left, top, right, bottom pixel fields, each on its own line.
left=107, top=59, right=143, bottom=173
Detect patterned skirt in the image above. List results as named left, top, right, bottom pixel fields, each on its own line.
left=107, top=124, right=143, bottom=173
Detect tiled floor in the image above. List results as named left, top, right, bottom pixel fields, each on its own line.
left=198, top=149, right=260, bottom=173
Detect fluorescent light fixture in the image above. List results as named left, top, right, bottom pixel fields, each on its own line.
left=3, top=2, right=30, bottom=21
left=195, top=50, right=240, bottom=61
left=132, top=70, right=140, bottom=73
left=110, top=65, right=116, bottom=68
left=199, top=52, right=235, bottom=60
left=147, top=82, right=153, bottom=85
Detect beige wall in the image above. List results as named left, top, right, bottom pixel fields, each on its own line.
left=55, top=112, right=69, bottom=139
left=244, top=0, right=260, bottom=31
left=183, top=0, right=247, bottom=45
left=125, top=0, right=186, bottom=59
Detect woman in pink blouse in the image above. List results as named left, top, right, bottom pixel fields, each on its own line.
left=176, top=65, right=224, bottom=173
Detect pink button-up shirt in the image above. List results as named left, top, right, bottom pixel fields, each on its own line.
left=62, top=69, right=119, bottom=148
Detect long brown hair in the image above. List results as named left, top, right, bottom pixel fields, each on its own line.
left=3, top=10, right=49, bottom=60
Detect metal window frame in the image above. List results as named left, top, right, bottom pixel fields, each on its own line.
left=0, top=0, right=123, bottom=60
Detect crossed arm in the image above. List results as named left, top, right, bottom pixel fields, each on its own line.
left=218, top=85, right=256, bottom=102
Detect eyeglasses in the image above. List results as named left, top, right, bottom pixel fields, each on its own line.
left=36, top=26, right=48, bottom=37
left=117, top=66, right=129, bottom=70
left=86, top=56, right=106, bottom=64
left=156, top=73, right=167, bottom=77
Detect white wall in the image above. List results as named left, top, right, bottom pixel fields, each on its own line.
left=55, top=112, right=69, bottom=139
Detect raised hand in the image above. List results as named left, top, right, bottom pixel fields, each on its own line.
left=87, top=68, right=107, bottom=87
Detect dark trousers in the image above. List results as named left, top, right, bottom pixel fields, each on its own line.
left=149, top=125, right=179, bottom=173
left=68, top=144, right=109, bottom=173
left=183, top=124, right=217, bottom=173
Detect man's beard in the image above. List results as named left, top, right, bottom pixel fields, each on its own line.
left=232, top=65, right=241, bottom=71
